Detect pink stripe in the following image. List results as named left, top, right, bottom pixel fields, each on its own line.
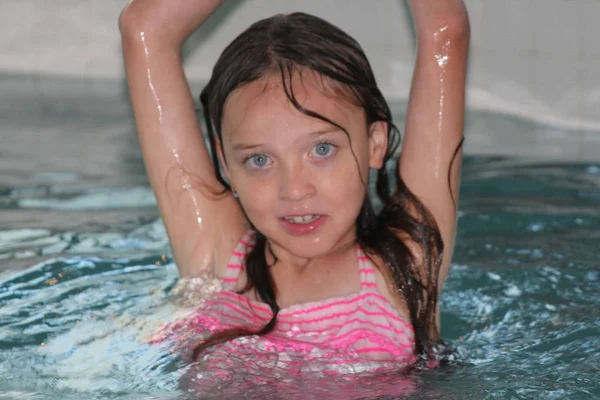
left=226, top=263, right=242, bottom=270
left=331, top=337, right=411, bottom=357
left=215, top=296, right=272, bottom=320
left=354, top=339, right=413, bottom=351
left=209, top=320, right=250, bottom=330
left=221, top=277, right=237, bottom=283
left=361, top=282, right=377, bottom=288
left=357, top=256, right=370, bottom=262
left=196, top=322, right=413, bottom=359
left=279, top=306, right=401, bottom=327
left=206, top=299, right=270, bottom=322
left=327, top=326, right=408, bottom=346
left=358, top=268, right=374, bottom=274
left=215, top=310, right=260, bottom=328
left=277, top=316, right=405, bottom=336
left=217, top=291, right=273, bottom=313
left=231, top=251, right=246, bottom=257
left=279, top=293, right=371, bottom=315
left=328, top=328, right=387, bottom=348
left=209, top=304, right=410, bottom=339
left=276, top=317, right=412, bottom=338
left=215, top=310, right=406, bottom=341
left=369, top=301, right=415, bottom=332
left=204, top=310, right=412, bottom=349
left=355, top=346, right=399, bottom=354
left=279, top=292, right=382, bottom=315
left=211, top=292, right=413, bottom=333
left=212, top=310, right=261, bottom=327
left=240, top=239, right=253, bottom=247
left=216, top=290, right=413, bottom=330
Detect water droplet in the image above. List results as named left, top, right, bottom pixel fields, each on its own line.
left=585, top=165, right=599, bottom=174
left=527, top=223, right=544, bottom=232
left=504, top=284, right=522, bottom=297
left=487, top=272, right=501, bottom=281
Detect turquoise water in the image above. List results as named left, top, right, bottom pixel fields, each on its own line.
left=1, top=74, right=599, bottom=399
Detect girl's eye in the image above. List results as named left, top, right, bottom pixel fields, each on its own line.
left=312, top=142, right=335, bottom=158
left=246, top=154, right=270, bottom=168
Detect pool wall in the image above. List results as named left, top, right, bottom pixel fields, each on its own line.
left=1, top=0, right=599, bottom=143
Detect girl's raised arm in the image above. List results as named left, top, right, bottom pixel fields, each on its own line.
left=119, top=0, right=248, bottom=278
left=400, top=0, right=470, bottom=291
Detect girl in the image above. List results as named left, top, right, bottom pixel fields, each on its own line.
left=120, top=0, right=469, bottom=371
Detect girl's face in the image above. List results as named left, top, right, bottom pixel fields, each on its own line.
left=219, top=73, right=387, bottom=262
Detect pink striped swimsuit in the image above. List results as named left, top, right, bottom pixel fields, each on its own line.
left=155, top=231, right=416, bottom=376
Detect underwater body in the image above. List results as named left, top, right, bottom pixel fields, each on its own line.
left=0, top=74, right=599, bottom=399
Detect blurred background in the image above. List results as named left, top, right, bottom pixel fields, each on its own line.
left=1, top=0, right=599, bottom=160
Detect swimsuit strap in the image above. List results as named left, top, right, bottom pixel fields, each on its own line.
left=221, top=230, right=257, bottom=290
left=356, top=246, right=378, bottom=289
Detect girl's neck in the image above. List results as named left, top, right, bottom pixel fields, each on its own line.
left=264, top=235, right=363, bottom=308
left=264, top=229, right=357, bottom=275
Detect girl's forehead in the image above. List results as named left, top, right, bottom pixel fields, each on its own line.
left=221, top=75, right=364, bottom=143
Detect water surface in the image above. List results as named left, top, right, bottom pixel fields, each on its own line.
left=1, top=74, right=598, bottom=399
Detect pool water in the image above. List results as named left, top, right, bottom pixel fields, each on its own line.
left=1, top=74, right=599, bottom=399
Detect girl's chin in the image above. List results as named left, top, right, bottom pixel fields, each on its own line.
left=256, top=219, right=355, bottom=256
left=261, top=230, right=331, bottom=257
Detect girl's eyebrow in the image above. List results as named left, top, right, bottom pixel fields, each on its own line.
left=232, top=142, right=262, bottom=152
left=231, top=127, right=342, bottom=152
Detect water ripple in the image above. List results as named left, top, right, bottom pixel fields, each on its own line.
left=0, top=157, right=599, bottom=399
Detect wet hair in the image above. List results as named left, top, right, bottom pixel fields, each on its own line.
left=192, top=12, right=455, bottom=365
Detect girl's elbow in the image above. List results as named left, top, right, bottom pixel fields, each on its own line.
left=445, top=13, right=470, bottom=43
left=118, top=1, right=158, bottom=41
left=118, top=5, right=142, bottom=40
left=419, top=19, right=470, bottom=58
left=420, top=12, right=471, bottom=47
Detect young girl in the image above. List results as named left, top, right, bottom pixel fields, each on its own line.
left=120, top=0, right=469, bottom=373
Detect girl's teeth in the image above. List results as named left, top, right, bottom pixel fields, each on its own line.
left=285, top=215, right=319, bottom=224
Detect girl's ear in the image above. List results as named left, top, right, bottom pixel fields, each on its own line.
left=368, top=121, right=388, bottom=169
left=215, top=136, right=233, bottom=184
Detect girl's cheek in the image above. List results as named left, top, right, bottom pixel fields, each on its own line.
left=242, top=178, right=276, bottom=206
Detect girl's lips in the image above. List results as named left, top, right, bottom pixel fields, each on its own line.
left=280, top=215, right=327, bottom=236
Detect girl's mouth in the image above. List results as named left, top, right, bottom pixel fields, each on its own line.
left=283, top=215, right=320, bottom=224
left=280, top=214, right=327, bottom=235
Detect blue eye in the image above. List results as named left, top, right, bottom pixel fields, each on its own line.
left=247, top=154, right=270, bottom=168
left=312, top=142, right=335, bottom=158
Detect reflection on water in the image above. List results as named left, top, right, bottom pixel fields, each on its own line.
left=0, top=74, right=599, bottom=399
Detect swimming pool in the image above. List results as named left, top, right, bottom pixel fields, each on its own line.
left=1, top=73, right=599, bottom=399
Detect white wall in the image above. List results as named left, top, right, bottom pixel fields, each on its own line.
left=1, top=0, right=599, bottom=133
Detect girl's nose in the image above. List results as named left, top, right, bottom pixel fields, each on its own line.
left=278, top=163, right=316, bottom=202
